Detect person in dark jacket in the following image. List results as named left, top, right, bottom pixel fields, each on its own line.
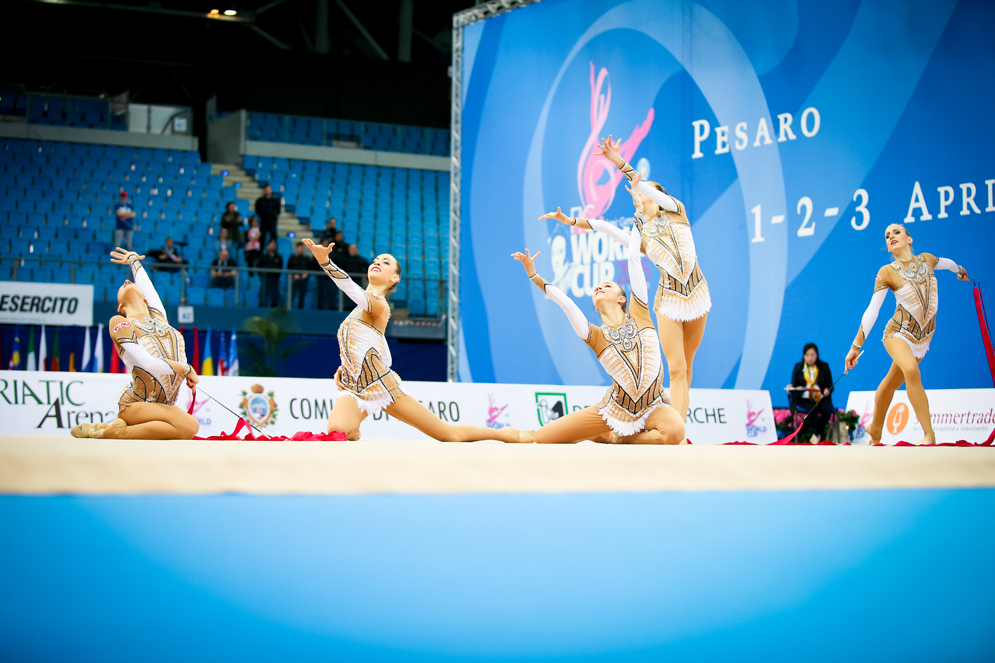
left=787, top=342, right=835, bottom=442
left=258, top=239, right=283, bottom=308
left=286, top=241, right=311, bottom=309
left=255, top=185, right=282, bottom=250
left=220, top=201, right=244, bottom=247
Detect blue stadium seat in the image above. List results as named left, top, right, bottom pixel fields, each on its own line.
left=186, top=286, right=206, bottom=306
left=408, top=298, right=425, bottom=316
left=244, top=290, right=259, bottom=308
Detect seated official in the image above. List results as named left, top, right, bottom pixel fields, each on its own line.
left=210, top=248, right=237, bottom=290
left=155, top=237, right=187, bottom=271
left=786, top=342, right=835, bottom=442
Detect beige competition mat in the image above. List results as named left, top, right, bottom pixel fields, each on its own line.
left=2, top=435, right=995, bottom=495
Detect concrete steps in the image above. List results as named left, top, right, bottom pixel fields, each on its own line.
left=210, top=162, right=315, bottom=243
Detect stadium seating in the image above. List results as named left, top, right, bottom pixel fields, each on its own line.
left=1, top=136, right=450, bottom=317
left=246, top=112, right=450, bottom=157
left=9, top=93, right=128, bottom=131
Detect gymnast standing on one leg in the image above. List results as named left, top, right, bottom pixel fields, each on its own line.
left=541, top=136, right=710, bottom=421
left=71, top=248, right=200, bottom=439
left=844, top=224, right=969, bottom=445
left=516, top=176, right=685, bottom=445
left=304, top=238, right=528, bottom=443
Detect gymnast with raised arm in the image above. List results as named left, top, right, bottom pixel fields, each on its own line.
left=71, top=248, right=200, bottom=439
left=516, top=177, right=685, bottom=444
left=541, top=137, right=710, bottom=421
left=844, top=224, right=969, bottom=445
left=304, top=238, right=529, bottom=443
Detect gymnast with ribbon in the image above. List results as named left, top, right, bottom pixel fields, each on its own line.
left=71, top=248, right=200, bottom=439
left=844, top=223, right=970, bottom=445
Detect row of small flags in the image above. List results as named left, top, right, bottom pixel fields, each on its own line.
left=6, top=325, right=239, bottom=376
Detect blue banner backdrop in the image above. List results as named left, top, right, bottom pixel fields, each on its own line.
left=457, top=0, right=995, bottom=405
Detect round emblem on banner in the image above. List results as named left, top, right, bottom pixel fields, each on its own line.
left=239, top=384, right=279, bottom=428
left=886, top=403, right=910, bottom=435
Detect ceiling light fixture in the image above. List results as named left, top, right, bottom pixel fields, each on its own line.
left=209, top=9, right=219, bottom=14
left=224, top=9, right=237, bottom=15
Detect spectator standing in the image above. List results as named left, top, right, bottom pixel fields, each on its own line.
left=313, top=238, right=335, bottom=310
left=210, top=248, right=237, bottom=290
left=214, top=227, right=235, bottom=256
left=320, top=217, right=339, bottom=243
left=113, top=191, right=137, bottom=250
left=287, top=241, right=311, bottom=310
left=331, top=231, right=348, bottom=261
left=156, top=236, right=187, bottom=271
left=258, top=239, right=283, bottom=307
left=244, top=216, right=262, bottom=275
left=341, top=243, right=370, bottom=276
left=255, top=185, right=282, bottom=249
left=220, top=201, right=244, bottom=247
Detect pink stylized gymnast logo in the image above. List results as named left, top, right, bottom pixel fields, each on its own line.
left=486, top=393, right=509, bottom=430
left=745, top=399, right=767, bottom=438
left=577, top=62, right=655, bottom=221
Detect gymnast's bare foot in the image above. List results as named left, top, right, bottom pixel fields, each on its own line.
left=70, top=422, right=111, bottom=438
left=590, top=432, right=616, bottom=444
left=918, top=436, right=936, bottom=446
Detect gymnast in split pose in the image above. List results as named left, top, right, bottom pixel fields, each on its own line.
left=541, top=136, right=710, bottom=420
left=515, top=178, right=685, bottom=444
left=304, top=238, right=528, bottom=443
left=844, top=224, right=969, bottom=445
left=71, top=248, right=200, bottom=439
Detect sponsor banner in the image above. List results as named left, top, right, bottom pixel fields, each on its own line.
left=846, top=389, right=995, bottom=445
left=1, top=371, right=774, bottom=443
left=0, top=282, right=94, bottom=327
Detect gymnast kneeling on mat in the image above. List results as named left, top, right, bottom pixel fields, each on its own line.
left=304, top=238, right=529, bottom=443
left=512, top=180, right=685, bottom=445
left=71, top=248, right=200, bottom=439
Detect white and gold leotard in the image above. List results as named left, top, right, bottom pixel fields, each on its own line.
left=116, top=259, right=188, bottom=410
left=621, top=161, right=710, bottom=321
left=852, top=253, right=961, bottom=359
left=530, top=225, right=670, bottom=436
left=320, top=258, right=405, bottom=414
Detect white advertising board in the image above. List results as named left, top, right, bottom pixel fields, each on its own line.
left=0, top=371, right=775, bottom=444
left=0, top=282, right=94, bottom=327
left=845, top=389, right=995, bottom=444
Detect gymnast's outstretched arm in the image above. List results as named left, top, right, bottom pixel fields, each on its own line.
left=511, top=248, right=592, bottom=343
left=303, top=238, right=386, bottom=317
left=627, top=224, right=648, bottom=308
left=845, top=268, right=892, bottom=370
left=537, top=207, right=634, bottom=249
left=595, top=136, right=679, bottom=213
left=933, top=256, right=970, bottom=280
left=109, top=248, right=165, bottom=315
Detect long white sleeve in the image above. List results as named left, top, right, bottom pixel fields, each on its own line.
left=544, top=282, right=591, bottom=340
left=628, top=226, right=648, bottom=305
left=586, top=218, right=632, bottom=248
left=635, top=180, right=679, bottom=213
left=934, top=257, right=959, bottom=273
left=319, top=258, right=371, bottom=312
left=858, top=288, right=888, bottom=345
left=129, top=259, right=164, bottom=314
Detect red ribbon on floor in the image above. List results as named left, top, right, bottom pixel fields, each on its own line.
left=194, top=417, right=347, bottom=441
